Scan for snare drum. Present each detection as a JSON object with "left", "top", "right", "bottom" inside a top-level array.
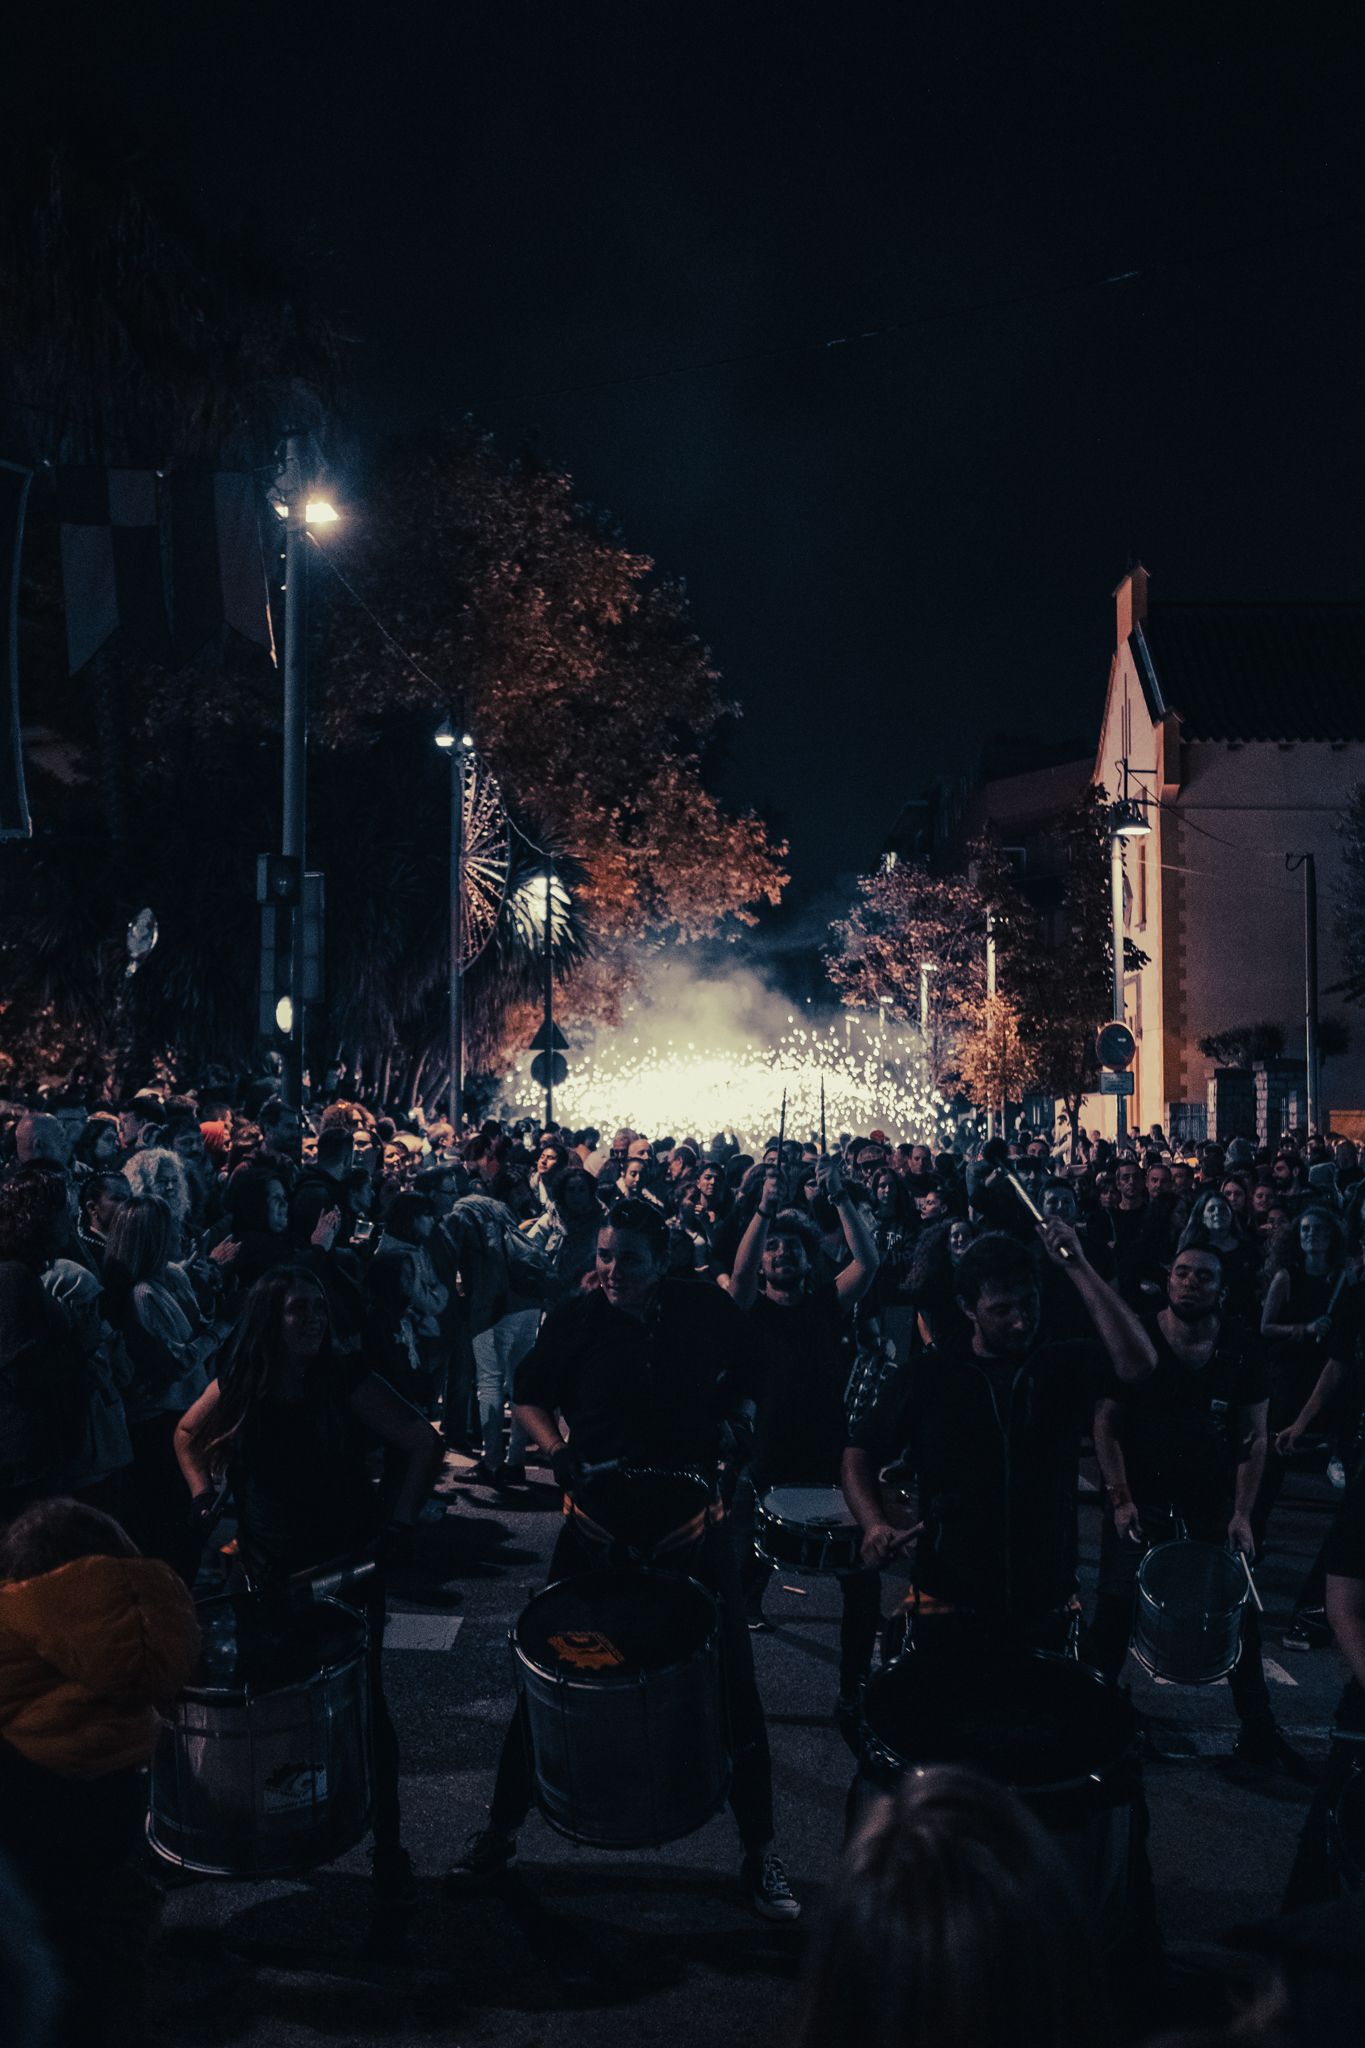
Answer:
[
  {"left": 148, "top": 1593, "right": 373, "bottom": 1878},
  {"left": 855, "top": 1648, "right": 1140, "bottom": 1950},
  {"left": 1132, "top": 1538, "right": 1248, "bottom": 1685},
  {"left": 513, "top": 1566, "right": 730, "bottom": 1849},
  {"left": 755, "top": 1485, "right": 863, "bottom": 1576}
]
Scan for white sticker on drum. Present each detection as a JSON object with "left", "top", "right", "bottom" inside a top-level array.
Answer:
[{"left": 263, "top": 1763, "right": 328, "bottom": 1813}]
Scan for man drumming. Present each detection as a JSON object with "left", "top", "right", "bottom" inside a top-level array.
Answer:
[
  {"left": 449, "top": 1199, "right": 800, "bottom": 1921},
  {"left": 1089, "top": 1242, "right": 1311, "bottom": 1779},
  {"left": 841, "top": 1224, "right": 1155, "bottom": 1648},
  {"left": 724, "top": 1150, "right": 881, "bottom": 1720}
]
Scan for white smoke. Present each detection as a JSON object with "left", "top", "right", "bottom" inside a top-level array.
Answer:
[{"left": 506, "top": 952, "right": 955, "bottom": 1148}]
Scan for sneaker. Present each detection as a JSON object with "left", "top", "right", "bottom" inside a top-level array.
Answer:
[
  {"left": 744, "top": 1847, "right": 801, "bottom": 1922},
  {"left": 445, "top": 1826, "right": 517, "bottom": 1882},
  {"left": 1283, "top": 1609, "right": 1330, "bottom": 1653},
  {"left": 1225, "top": 1722, "right": 1318, "bottom": 1787}
]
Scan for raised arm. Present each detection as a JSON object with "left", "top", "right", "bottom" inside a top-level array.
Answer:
[
  {"left": 723, "top": 1166, "right": 782, "bottom": 1311},
  {"left": 1276, "top": 1355, "right": 1346, "bottom": 1455},
  {"left": 821, "top": 1155, "right": 880, "bottom": 1309},
  {"left": 1036, "top": 1218, "right": 1156, "bottom": 1385}
]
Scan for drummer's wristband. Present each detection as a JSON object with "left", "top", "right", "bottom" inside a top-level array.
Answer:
[{"left": 1107, "top": 1482, "right": 1133, "bottom": 1509}]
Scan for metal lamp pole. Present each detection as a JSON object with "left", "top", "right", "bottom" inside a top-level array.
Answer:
[
  {"left": 1109, "top": 829, "right": 1127, "bottom": 1145},
  {"left": 542, "top": 850, "right": 555, "bottom": 1128},
  {"left": 280, "top": 430, "right": 309, "bottom": 1112}
]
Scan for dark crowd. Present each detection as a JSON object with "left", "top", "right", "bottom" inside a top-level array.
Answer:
[{"left": 2, "top": 1072, "right": 1364, "bottom": 2048}]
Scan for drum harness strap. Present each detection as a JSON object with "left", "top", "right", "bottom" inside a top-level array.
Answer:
[{"left": 566, "top": 1466, "right": 722, "bottom": 1565}]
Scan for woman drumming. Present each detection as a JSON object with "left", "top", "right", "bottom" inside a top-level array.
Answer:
[{"left": 174, "top": 1264, "right": 444, "bottom": 1896}]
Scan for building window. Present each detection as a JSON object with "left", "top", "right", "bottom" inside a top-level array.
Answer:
[{"left": 1169, "top": 1102, "right": 1208, "bottom": 1148}]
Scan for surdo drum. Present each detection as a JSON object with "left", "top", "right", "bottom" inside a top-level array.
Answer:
[
  {"left": 1131, "top": 1538, "right": 1249, "bottom": 1686},
  {"left": 854, "top": 1649, "right": 1141, "bottom": 1951},
  {"left": 513, "top": 1567, "right": 730, "bottom": 1848},
  {"left": 148, "top": 1592, "right": 373, "bottom": 1877},
  {"left": 755, "top": 1486, "right": 863, "bottom": 1576}
]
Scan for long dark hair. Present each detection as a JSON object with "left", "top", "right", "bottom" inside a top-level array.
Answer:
[
  {"left": 792, "top": 1766, "right": 1109, "bottom": 2048},
  {"left": 195, "top": 1264, "right": 333, "bottom": 1474},
  {"left": 1265, "top": 1203, "right": 1346, "bottom": 1283}
]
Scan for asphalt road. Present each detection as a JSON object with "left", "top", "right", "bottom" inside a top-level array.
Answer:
[{"left": 153, "top": 1454, "right": 1349, "bottom": 2047}]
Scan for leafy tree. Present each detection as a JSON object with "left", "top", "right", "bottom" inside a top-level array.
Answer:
[
  {"left": 826, "top": 787, "right": 1145, "bottom": 1150},
  {"left": 825, "top": 860, "right": 990, "bottom": 1090},
  {"left": 1198, "top": 1022, "right": 1288, "bottom": 1067}
]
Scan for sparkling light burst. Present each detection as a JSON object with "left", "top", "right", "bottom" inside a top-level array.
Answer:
[{"left": 549, "top": 1011, "right": 955, "bottom": 1148}]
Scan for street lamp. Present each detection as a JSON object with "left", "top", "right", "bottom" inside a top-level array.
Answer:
[
  {"left": 435, "top": 717, "right": 473, "bottom": 1134},
  {"left": 512, "top": 864, "right": 571, "bottom": 1126},
  {"left": 272, "top": 435, "right": 341, "bottom": 1111}
]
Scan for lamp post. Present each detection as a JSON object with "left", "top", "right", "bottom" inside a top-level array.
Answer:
[
  {"left": 514, "top": 864, "right": 570, "bottom": 1128},
  {"left": 434, "top": 718, "right": 471, "bottom": 1135},
  {"left": 1108, "top": 779, "right": 1152, "bottom": 1145},
  {"left": 274, "top": 435, "right": 338, "bottom": 1111}
]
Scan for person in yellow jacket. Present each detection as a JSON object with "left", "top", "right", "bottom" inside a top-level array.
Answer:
[{"left": 0, "top": 1497, "right": 199, "bottom": 2048}]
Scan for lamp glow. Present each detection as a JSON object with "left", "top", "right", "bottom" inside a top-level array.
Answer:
[
  {"left": 1110, "top": 798, "right": 1152, "bottom": 838},
  {"left": 304, "top": 499, "right": 339, "bottom": 525},
  {"left": 275, "top": 996, "right": 294, "bottom": 1035}
]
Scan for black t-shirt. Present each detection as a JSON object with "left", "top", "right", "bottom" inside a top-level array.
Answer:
[
  {"left": 1324, "top": 1468, "right": 1365, "bottom": 1734},
  {"left": 748, "top": 1282, "right": 851, "bottom": 1487},
  {"left": 513, "top": 1278, "right": 758, "bottom": 1469},
  {"left": 1106, "top": 1316, "right": 1267, "bottom": 1510},
  {"left": 848, "top": 1336, "right": 1105, "bottom": 1625},
  {"left": 226, "top": 1347, "right": 376, "bottom": 1574},
  {"left": 1327, "top": 1279, "right": 1365, "bottom": 1365}
]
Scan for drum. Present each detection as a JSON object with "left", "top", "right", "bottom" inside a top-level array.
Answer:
[
  {"left": 1328, "top": 1763, "right": 1365, "bottom": 1892},
  {"left": 148, "top": 1593, "right": 373, "bottom": 1878},
  {"left": 1132, "top": 1539, "right": 1248, "bottom": 1685},
  {"left": 513, "top": 1567, "right": 729, "bottom": 1849},
  {"left": 755, "top": 1485, "right": 863, "bottom": 1576},
  {"left": 855, "top": 1649, "right": 1140, "bottom": 1951},
  {"left": 572, "top": 1466, "right": 714, "bottom": 1563}
]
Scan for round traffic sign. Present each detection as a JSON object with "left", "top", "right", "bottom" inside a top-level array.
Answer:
[
  {"left": 531, "top": 1051, "right": 568, "bottom": 1088},
  {"left": 1096, "top": 1021, "right": 1136, "bottom": 1070}
]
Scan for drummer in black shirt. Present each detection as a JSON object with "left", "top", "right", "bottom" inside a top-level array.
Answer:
[
  {"left": 841, "top": 1224, "right": 1155, "bottom": 1648},
  {"left": 724, "top": 1151, "right": 881, "bottom": 1717},
  {"left": 449, "top": 1199, "right": 801, "bottom": 1922},
  {"left": 1089, "top": 1243, "right": 1309, "bottom": 1779},
  {"left": 1284, "top": 1463, "right": 1365, "bottom": 1904}
]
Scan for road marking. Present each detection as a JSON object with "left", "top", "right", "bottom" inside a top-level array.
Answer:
[
  {"left": 385, "top": 1613, "right": 463, "bottom": 1651},
  {"left": 1263, "top": 1658, "right": 1298, "bottom": 1688}
]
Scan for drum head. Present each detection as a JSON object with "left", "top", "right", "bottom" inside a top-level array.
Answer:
[
  {"left": 190, "top": 1594, "right": 365, "bottom": 1696},
  {"left": 575, "top": 1469, "right": 712, "bottom": 1551},
  {"left": 761, "top": 1487, "right": 858, "bottom": 1530},
  {"left": 1138, "top": 1540, "right": 1247, "bottom": 1620},
  {"left": 517, "top": 1569, "right": 716, "bottom": 1685},
  {"left": 862, "top": 1652, "right": 1135, "bottom": 1792}
]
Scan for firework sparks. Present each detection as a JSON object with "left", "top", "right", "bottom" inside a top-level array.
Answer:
[{"left": 542, "top": 1010, "right": 954, "bottom": 1148}]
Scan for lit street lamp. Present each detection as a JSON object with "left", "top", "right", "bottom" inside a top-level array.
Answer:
[
  {"left": 272, "top": 433, "right": 340, "bottom": 1110},
  {"left": 512, "top": 863, "right": 571, "bottom": 1126}
]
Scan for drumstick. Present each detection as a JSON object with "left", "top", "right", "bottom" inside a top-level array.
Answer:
[
  {"left": 820, "top": 1077, "right": 827, "bottom": 1157},
  {"left": 1004, "top": 1169, "right": 1074, "bottom": 1260},
  {"left": 1238, "top": 1550, "right": 1264, "bottom": 1613},
  {"left": 777, "top": 1087, "right": 786, "bottom": 1162}
]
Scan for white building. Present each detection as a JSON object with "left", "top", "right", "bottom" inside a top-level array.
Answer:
[{"left": 1089, "top": 567, "right": 1365, "bottom": 1143}]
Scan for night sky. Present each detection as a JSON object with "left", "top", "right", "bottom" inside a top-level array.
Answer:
[{"left": 20, "top": 8, "right": 1365, "bottom": 915}]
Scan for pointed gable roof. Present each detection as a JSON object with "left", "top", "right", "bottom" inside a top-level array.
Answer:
[{"left": 1134, "top": 603, "right": 1365, "bottom": 743}]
